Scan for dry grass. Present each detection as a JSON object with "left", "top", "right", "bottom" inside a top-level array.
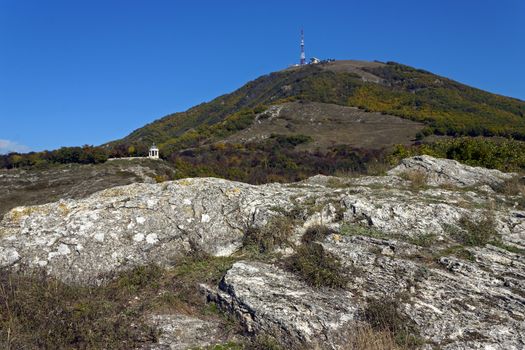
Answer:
[
  {"left": 0, "top": 268, "right": 159, "bottom": 350},
  {"left": 0, "top": 254, "right": 239, "bottom": 350},
  {"left": 226, "top": 101, "right": 424, "bottom": 152},
  {"left": 243, "top": 216, "right": 294, "bottom": 254},
  {"left": 361, "top": 298, "right": 422, "bottom": 349},
  {"left": 494, "top": 176, "right": 525, "bottom": 196},
  {"left": 342, "top": 325, "right": 401, "bottom": 350},
  {"left": 399, "top": 170, "right": 428, "bottom": 190}
]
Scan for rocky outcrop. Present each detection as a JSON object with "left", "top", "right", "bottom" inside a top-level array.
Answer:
[
  {"left": 204, "top": 235, "right": 524, "bottom": 350},
  {"left": 0, "top": 178, "right": 307, "bottom": 283},
  {"left": 323, "top": 235, "right": 525, "bottom": 350},
  {"left": 205, "top": 261, "right": 356, "bottom": 349},
  {"left": 0, "top": 156, "right": 524, "bottom": 349},
  {"left": 1, "top": 156, "right": 523, "bottom": 282},
  {"left": 143, "top": 314, "right": 227, "bottom": 350},
  {"left": 388, "top": 155, "right": 514, "bottom": 188}
]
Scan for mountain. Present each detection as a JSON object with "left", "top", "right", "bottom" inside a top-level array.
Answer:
[
  {"left": 3, "top": 60, "right": 525, "bottom": 183},
  {"left": 104, "top": 60, "right": 525, "bottom": 183},
  {"left": 110, "top": 60, "right": 525, "bottom": 150},
  {"left": 1, "top": 61, "right": 525, "bottom": 350}
]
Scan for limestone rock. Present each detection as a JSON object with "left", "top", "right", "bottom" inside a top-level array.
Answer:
[
  {"left": 321, "top": 234, "right": 525, "bottom": 350},
  {"left": 388, "top": 155, "right": 514, "bottom": 188},
  {"left": 0, "top": 156, "right": 524, "bottom": 349},
  {"left": 0, "top": 178, "right": 307, "bottom": 283},
  {"left": 205, "top": 261, "right": 357, "bottom": 349},
  {"left": 142, "top": 314, "right": 226, "bottom": 350}
]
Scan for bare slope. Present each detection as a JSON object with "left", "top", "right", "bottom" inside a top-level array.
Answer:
[
  {"left": 0, "top": 159, "right": 176, "bottom": 219},
  {"left": 226, "top": 101, "right": 424, "bottom": 150}
]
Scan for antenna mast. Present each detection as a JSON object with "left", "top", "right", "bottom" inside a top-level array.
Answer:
[{"left": 300, "top": 29, "right": 306, "bottom": 65}]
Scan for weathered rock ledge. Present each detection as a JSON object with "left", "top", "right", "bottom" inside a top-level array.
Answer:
[{"left": 0, "top": 156, "right": 524, "bottom": 349}]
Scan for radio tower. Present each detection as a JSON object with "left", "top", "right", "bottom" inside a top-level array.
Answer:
[{"left": 300, "top": 29, "right": 306, "bottom": 65}]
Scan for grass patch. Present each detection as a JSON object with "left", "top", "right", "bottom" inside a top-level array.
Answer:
[
  {"left": 340, "top": 223, "right": 389, "bottom": 239},
  {"left": 489, "top": 241, "right": 525, "bottom": 255},
  {"left": 243, "top": 216, "right": 294, "bottom": 253},
  {"left": 361, "top": 297, "right": 423, "bottom": 349},
  {"left": 399, "top": 170, "right": 428, "bottom": 190},
  {"left": 436, "top": 245, "right": 476, "bottom": 262},
  {"left": 0, "top": 268, "right": 158, "bottom": 350},
  {"left": 0, "top": 253, "right": 240, "bottom": 350},
  {"left": 406, "top": 233, "right": 437, "bottom": 248},
  {"left": 248, "top": 334, "right": 284, "bottom": 350},
  {"left": 450, "top": 216, "right": 499, "bottom": 247},
  {"left": 341, "top": 324, "right": 401, "bottom": 350},
  {"left": 168, "top": 253, "right": 238, "bottom": 313},
  {"left": 284, "top": 242, "right": 348, "bottom": 289},
  {"left": 492, "top": 176, "right": 525, "bottom": 196},
  {"left": 191, "top": 341, "right": 244, "bottom": 350},
  {"left": 446, "top": 214, "right": 523, "bottom": 256}
]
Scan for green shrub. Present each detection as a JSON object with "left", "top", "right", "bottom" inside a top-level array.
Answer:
[
  {"left": 451, "top": 216, "right": 499, "bottom": 247},
  {"left": 390, "top": 138, "right": 525, "bottom": 172},
  {"left": 301, "top": 224, "right": 335, "bottom": 244},
  {"left": 285, "top": 243, "right": 348, "bottom": 288},
  {"left": 270, "top": 134, "right": 313, "bottom": 147}
]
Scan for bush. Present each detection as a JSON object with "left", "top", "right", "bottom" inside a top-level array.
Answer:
[
  {"left": 243, "top": 216, "right": 294, "bottom": 253},
  {"left": 285, "top": 243, "right": 348, "bottom": 288},
  {"left": 270, "top": 134, "right": 313, "bottom": 147},
  {"left": 301, "top": 224, "right": 335, "bottom": 244},
  {"left": 361, "top": 297, "right": 422, "bottom": 349},
  {"left": 390, "top": 138, "right": 525, "bottom": 172},
  {"left": 452, "top": 216, "right": 499, "bottom": 247}
]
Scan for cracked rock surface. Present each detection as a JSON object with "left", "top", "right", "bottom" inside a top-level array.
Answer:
[
  {"left": 1, "top": 156, "right": 524, "bottom": 349},
  {"left": 388, "top": 154, "right": 515, "bottom": 188},
  {"left": 206, "top": 261, "right": 356, "bottom": 349},
  {"left": 142, "top": 314, "right": 226, "bottom": 350}
]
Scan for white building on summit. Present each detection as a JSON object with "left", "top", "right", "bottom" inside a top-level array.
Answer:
[{"left": 148, "top": 144, "right": 159, "bottom": 159}]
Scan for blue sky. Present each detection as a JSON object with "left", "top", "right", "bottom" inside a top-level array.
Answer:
[{"left": 1, "top": 0, "right": 523, "bottom": 153}]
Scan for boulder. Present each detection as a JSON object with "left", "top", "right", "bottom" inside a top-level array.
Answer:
[
  {"left": 205, "top": 261, "right": 357, "bottom": 349},
  {"left": 143, "top": 314, "right": 227, "bottom": 350},
  {"left": 388, "top": 155, "right": 514, "bottom": 188},
  {"left": 0, "top": 178, "right": 305, "bottom": 283}
]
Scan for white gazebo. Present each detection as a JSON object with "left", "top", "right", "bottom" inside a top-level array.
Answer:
[{"left": 148, "top": 144, "right": 159, "bottom": 159}]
